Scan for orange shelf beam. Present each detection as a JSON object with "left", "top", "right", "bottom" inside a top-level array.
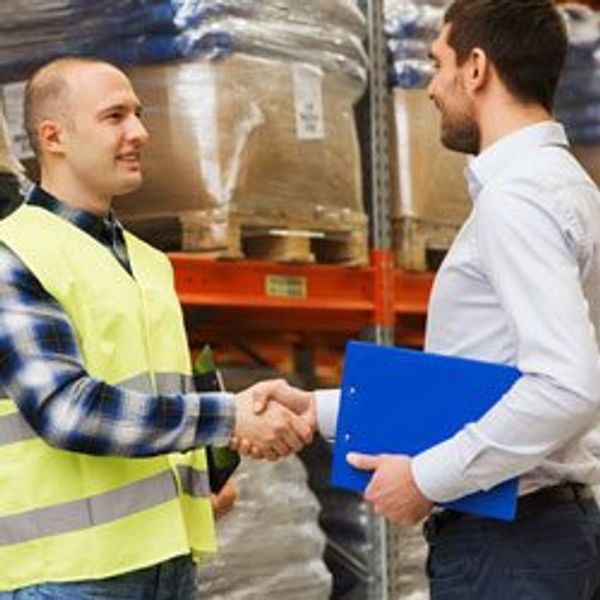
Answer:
[
  {"left": 395, "top": 270, "right": 434, "bottom": 315},
  {"left": 169, "top": 254, "right": 435, "bottom": 338},
  {"left": 170, "top": 254, "right": 374, "bottom": 310}
]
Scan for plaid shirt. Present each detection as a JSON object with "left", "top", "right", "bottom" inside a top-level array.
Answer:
[{"left": 0, "top": 186, "right": 234, "bottom": 456}]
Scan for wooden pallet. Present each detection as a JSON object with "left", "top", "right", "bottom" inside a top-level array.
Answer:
[
  {"left": 393, "top": 217, "right": 462, "bottom": 271},
  {"left": 123, "top": 210, "right": 369, "bottom": 266}
]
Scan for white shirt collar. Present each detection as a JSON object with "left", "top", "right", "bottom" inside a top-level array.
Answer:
[{"left": 465, "top": 121, "right": 570, "bottom": 200}]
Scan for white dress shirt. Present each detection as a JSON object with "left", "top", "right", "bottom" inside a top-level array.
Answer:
[{"left": 317, "top": 121, "right": 600, "bottom": 503}]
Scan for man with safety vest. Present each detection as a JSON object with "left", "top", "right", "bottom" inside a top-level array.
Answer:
[{"left": 0, "top": 57, "right": 315, "bottom": 600}]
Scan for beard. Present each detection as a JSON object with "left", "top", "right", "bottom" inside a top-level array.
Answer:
[{"left": 440, "top": 109, "right": 480, "bottom": 155}]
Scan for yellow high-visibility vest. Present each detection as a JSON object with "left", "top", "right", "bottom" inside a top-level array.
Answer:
[{"left": 0, "top": 205, "right": 216, "bottom": 591}]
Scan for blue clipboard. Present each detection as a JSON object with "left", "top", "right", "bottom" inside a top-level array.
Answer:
[{"left": 331, "top": 341, "right": 521, "bottom": 521}]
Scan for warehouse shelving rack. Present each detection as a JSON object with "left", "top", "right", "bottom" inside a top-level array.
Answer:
[{"left": 169, "top": 0, "right": 434, "bottom": 597}]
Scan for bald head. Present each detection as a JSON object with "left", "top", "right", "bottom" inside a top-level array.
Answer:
[
  {"left": 23, "top": 57, "right": 148, "bottom": 211},
  {"left": 24, "top": 57, "right": 122, "bottom": 159}
]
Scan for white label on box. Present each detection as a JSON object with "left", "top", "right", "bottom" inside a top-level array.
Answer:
[
  {"left": 1, "top": 81, "right": 34, "bottom": 160},
  {"left": 292, "top": 64, "right": 325, "bottom": 140}
]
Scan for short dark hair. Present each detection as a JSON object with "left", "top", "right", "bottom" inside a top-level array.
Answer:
[{"left": 444, "top": 0, "right": 567, "bottom": 111}]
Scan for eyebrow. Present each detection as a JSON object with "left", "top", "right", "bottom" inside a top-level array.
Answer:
[{"left": 98, "top": 102, "right": 142, "bottom": 117}]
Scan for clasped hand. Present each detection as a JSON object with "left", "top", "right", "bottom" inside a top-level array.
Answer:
[{"left": 232, "top": 379, "right": 316, "bottom": 461}]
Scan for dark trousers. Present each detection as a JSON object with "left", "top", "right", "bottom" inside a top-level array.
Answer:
[{"left": 424, "top": 492, "right": 600, "bottom": 599}]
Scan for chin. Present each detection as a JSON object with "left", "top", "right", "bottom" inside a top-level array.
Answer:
[{"left": 115, "top": 176, "right": 143, "bottom": 198}]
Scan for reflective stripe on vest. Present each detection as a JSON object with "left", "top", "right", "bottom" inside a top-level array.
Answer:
[
  {"left": 120, "top": 373, "right": 196, "bottom": 395},
  {"left": 176, "top": 465, "right": 211, "bottom": 498},
  {"left": 0, "top": 471, "right": 179, "bottom": 546},
  {"left": 0, "top": 412, "right": 36, "bottom": 446}
]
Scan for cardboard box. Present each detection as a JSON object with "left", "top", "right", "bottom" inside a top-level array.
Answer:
[
  {"left": 117, "top": 54, "right": 365, "bottom": 250},
  {"left": 390, "top": 88, "right": 471, "bottom": 226}
]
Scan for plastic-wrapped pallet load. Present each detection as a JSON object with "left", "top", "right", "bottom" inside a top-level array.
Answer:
[
  {"left": 0, "top": 0, "right": 369, "bottom": 264},
  {"left": 117, "top": 53, "right": 367, "bottom": 263},
  {"left": 197, "top": 456, "right": 332, "bottom": 599},
  {"left": 0, "top": 0, "right": 368, "bottom": 86},
  {"left": 385, "top": 0, "right": 448, "bottom": 88},
  {"left": 555, "top": 4, "right": 600, "bottom": 184},
  {"left": 0, "top": 108, "right": 25, "bottom": 219},
  {"left": 0, "top": 0, "right": 225, "bottom": 82},
  {"left": 384, "top": 0, "right": 469, "bottom": 271},
  {"left": 389, "top": 88, "right": 470, "bottom": 271}
]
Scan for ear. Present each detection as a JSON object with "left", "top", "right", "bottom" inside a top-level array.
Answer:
[
  {"left": 464, "top": 47, "right": 488, "bottom": 94},
  {"left": 38, "top": 119, "right": 66, "bottom": 156}
]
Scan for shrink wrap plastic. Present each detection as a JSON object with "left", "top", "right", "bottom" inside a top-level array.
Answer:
[
  {"left": 197, "top": 457, "right": 332, "bottom": 600},
  {"left": 384, "top": 0, "right": 448, "bottom": 89},
  {"left": 0, "top": 0, "right": 366, "bottom": 88},
  {"left": 117, "top": 54, "right": 365, "bottom": 251}
]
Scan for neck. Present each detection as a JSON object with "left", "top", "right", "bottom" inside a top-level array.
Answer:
[
  {"left": 477, "top": 96, "right": 552, "bottom": 152},
  {"left": 40, "top": 168, "right": 112, "bottom": 217}
]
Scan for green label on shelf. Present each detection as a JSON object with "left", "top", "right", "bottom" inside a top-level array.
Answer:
[{"left": 265, "top": 275, "right": 307, "bottom": 299}]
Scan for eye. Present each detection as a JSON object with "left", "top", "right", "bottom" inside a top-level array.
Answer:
[{"left": 105, "top": 111, "right": 124, "bottom": 122}]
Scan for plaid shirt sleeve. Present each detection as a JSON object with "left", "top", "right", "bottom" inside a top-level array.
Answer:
[{"left": 0, "top": 243, "right": 235, "bottom": 457}]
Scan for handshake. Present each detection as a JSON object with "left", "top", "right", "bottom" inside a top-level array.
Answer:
[{"left": 231, "top": 380, "right": 316, "bottom": 461}]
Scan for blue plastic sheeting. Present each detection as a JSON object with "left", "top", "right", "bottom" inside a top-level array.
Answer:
[
  {"left": 389, "top": 60, "right": 434, "bottom": 89},
  {"left": 0, "top": 0, "right": 367, "bottom": 89},
  {"left": 384, "top": 0, "right": 447, "bottom": 89},
  {"left": 554, "top": 6, "right": 600, "bottom": 143}
]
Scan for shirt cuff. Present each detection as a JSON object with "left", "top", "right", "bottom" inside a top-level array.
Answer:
[
  {"left": 314, "top": 388, "right": 340, "bottom": 441},
  {"left": 196, "top": 392, "right": 236, "bottom": 447},
  {"left": 411, "top": 437, "right": 469, "bottom": 503}
]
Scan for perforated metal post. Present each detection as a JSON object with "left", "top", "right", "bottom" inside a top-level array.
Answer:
[{"left": 359, "top": 0, "right": 403, "bottom": 598}]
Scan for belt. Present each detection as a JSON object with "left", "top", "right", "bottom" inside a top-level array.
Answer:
[{"left": 425, "top": 482, "right": 595, "bottom": 538}]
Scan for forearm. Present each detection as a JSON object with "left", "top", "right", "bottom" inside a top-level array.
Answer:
[
  {"left": 412, "top": 374, "right": 600, "bottom": 502},
  {"left": 29, "top": 371, "right": 235, "bottom": 456}
]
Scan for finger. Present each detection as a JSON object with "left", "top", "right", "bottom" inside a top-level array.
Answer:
[
  {"left": 275, "top": 413, "right": 309, "bottom": 452},
  {"left": 268, "top": 436, "right": 293, "bottom": 457},
  {"left": 282, "top": 408, "right": 317, "bottom": 451},
  {"left": 364, "top": 477, "right": 380, "bottom": 504},
  {"left": 295, "top": 415, "right": 315, "bottom": 443},
  {"left": 251, "top": 447, "right": 265, "bottom": 460},
  {"left": 347, "top": 452, "right": 381, "bottom": 471},
  {"left": 251, "top": 388, "right": 270, "bottom": 415},
  {"left": 238, "top": 438, "right": 253, "bottom": 455},
  {"left": 281, "top": 387, "right": 315, "bottom": 417},
  {"left": 264, "top": 447, "right": 281, "bottom": 461},
  {"left": 277, "top": 427, "right": 304, "bottom": 453},
  {"left": 231, "top": 436, "right": 253, "bottom": 457},
  {"left": 252, "top": 379, "right": 290, "bottom": 415}
]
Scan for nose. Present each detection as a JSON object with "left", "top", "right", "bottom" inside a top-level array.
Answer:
[
  {"left": 427, "top": 77, "right": 435, "bottom": 100},
  {"left": 127, "top": 114, "right": 149, "bottom": 146}
]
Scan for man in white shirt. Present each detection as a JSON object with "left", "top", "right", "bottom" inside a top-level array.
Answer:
[{"left": 242, "top": 0, "right": 600, "bottom": 597}]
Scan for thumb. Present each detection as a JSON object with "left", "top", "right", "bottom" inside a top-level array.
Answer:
[
  {"left": 347, "top": 452, "right": 381, "bottom": 471},
  {"left": 251, "top": 389, "right": 270, "bottom": 415}
]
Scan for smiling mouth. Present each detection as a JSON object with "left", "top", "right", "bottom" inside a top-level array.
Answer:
[{"left": 116, "top": 154, "right": 142, "bottom": 170}]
